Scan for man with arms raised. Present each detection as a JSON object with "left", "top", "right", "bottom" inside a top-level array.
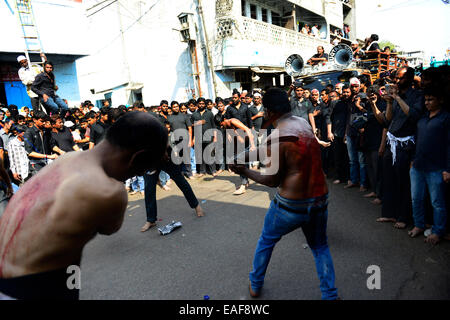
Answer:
[
  {"left": 230, "top": 88, "right": 338, "bottom": 300},
  {"left": 0, "top": 112, "right": 168, "bottom": 300}
]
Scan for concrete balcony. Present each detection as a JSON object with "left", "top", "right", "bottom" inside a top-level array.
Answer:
[{"left": 214, "top": 16, "right": 331, "bottom": 70}]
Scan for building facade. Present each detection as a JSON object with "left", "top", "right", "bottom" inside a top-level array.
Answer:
[
  {"left": 0, "top": 0, "right": 87, "bottom": 108},
  {"left": 77, "top": 0, "right": 357, "bottom": 106}
]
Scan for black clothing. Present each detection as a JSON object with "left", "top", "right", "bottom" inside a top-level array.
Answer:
[
  {"left": 348, "top": 94, "right": 368, "bottom": 138},
  {"left": 168, "top": 113, "right": 192, "bottom": 132},
  {"left": 413, "top": 110, "right": 450, "bottom": 172},
  {"left": 362, "top": 100, "right": 386, "bottom": 152},
  {"left": 89, "top": 121, "right": 110, "bottom": 145},
  {"left": 24, "top": 126, "right": 53, "bottom": 156},
  {"left": 0, "top": 267, "right": 79, "bottom": 300},
  {"left": 332, "top": 136, "right": 349, "bottom": 182},
  {"left": 31, "top": 72, "right": 56, "bottom": 98},
  {"left": 191, "top": 109, "right": 216, "bottom": 143},
  {"left": 248, "top": 105, "right": 265, "bottom": 132},
  {"left": 331, "top": 99, "right": 350, "bottom": 138},
  {"left": 314, "top": 101, "right": 332, "bottom": 141},
  {"left": 387, "top": 87, "right": 424, "bottom": 138},
  {"left": 225, "top": 103, "right": 253, "bottom": 129},
  {"left": 309, "top": 53, "right": 329, "bottom": 65},
  {"left": 368, "top": 42, "right": 380, "bottom": 51},
  {"left": 290, "top": 97, "right": 314, "bottom": 122},
  {"left": 381, "top": 140, "right": 415, "bottom": 224},
  {"left": 51, "top": 127, "right": 76, "bottom": 152}
]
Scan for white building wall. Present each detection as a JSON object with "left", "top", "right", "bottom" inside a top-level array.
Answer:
[
  {"left": 0, "top": 0, "right": 88, "bottom": 55},
  {"left": 77, "top": 0, "right": 219, "bottom": 105}
]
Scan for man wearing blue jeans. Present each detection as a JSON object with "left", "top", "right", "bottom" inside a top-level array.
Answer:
[
  {"left": 230, "top": 88, "right": 338, "bottom": 300},
  {"left": 408, "top": 87, "right": 449, "bottom": 245},
  {"left": 345, "top": 78, "right": 368, "bottom": 192},
  {"left": 31, "top": 61, "right": 68, "bottom": 118}
]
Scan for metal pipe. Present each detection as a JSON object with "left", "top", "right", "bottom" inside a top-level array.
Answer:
[{"left": 197, "top": 0, "right": 218, "bottom": 99}]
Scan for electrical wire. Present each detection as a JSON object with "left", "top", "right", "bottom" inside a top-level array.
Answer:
[
  {"left": 86, "top": 0, "right": 118, "bottom": 17},
  {"left": 90, "top": 0, "right": 162, "bottom": 55}
]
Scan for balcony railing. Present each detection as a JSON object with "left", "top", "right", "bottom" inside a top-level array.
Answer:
[{"left": 216, "top": 16, "right": 329, "bottom": 50}]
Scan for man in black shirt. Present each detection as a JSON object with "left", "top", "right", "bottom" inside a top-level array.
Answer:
[
  {"left": 345, "top": 78, "right": 368, "bottom": 191},
  {"left": 51, "top": 117, "right": 80, "bottom": 153},
  {"left": 408, "top": 87, "right": 449, "bottom": 244},
  {"left": 225, "top": 92, "right": 254, "bottom": 194},
  {"left": 226, "top": 92, "right": 253, "bottom": 129},
  {"left": 287, "top": 85, "right": 314, "bottom": 124},
  {"left": 307, "top": 46, "right": 329, "bottom": 66},
  {"left": 377, "top": 67, "right": 425, "bottom": 229},
  {"left": 191, "top": 97, "right": 217, "bottom": 176},
  {"left": 168, "top": 101, "right": 193, "bottom": 178},
  {"left": 330, "top": 86, "right": 351, "bottom": 184},
  {"left": 31, "top": 61, "right": 68, "bottom": 118},
  {"left": 23, "top": 111, "right": 58, "bottom": 176},
  {"left": 89, "top": 107, "right": 110, "bottom": 149}
]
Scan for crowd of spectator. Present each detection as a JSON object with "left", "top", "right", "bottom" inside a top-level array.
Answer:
[{"left": 0, "top": 61, "right": 448, "bottom": 244}]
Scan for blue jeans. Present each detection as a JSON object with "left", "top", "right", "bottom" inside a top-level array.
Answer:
[
  {"left": 131, "top": 176, "right": 144, "bottom": 192},
  {"left": 40, "top": 96, "right": 68, "bottom": 117},
  {"left": 143, "top": 161, "right": 199, "bottom": 223},
  {"left": 159, "top": 171, "right": 170, "bottom": 186},
  {"left": 346, "top": 135, "right": 367, "bottom": 187},
  {"left": 410, "top": 167, "right": 447, "bottom": 237},
  {"left": 249, "top": 193, "right": 338, "bottom": 300},
  {"left": 190, "top": 147, "right": 197, "bottom": 174}
]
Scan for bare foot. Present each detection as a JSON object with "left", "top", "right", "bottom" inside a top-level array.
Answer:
[
  {"left": 344, "top": 182, "right": 358, "bottom": 189},
  {"left": 376, "top": 217, "right": 396, "bottom": 223},
  {"left": 371, "top": 198, "right": 382, "bottom": 205},
  {"left": 394, "top": 222, "right": 406, "bottom": 229},
  {"left": 408, "top": 227, "right": 424, "bottom": 238},
  {"left": 162, "top": 185, "right": 171, "bottom": 191},
  {"left": 424, "top": 233, "right": 440, "bottom": 245},
  {"left": 333, "top": 180, "right": 341, "bottom": 185},
  {"left": 166, "top": 179, "right": 172, "bottom": 186},
  {"left": 216, "top": 169, "right": 223, "bottom": 175},
  {"left": 140, "top": 222, "right": 156, "bottom": 232},
  {"left": 363, "top": 192, "right": 376, "bottom": 198},
  {"left": 359, "top": 186, "right": 368, "bottom": 192},
  {"left": 195, "top": 205, "right": 205, "bottom": 217}
]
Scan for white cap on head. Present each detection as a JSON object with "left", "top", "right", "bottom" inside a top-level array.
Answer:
[
  {"left": 64, "top": 121, "right": 75, "bottom": 128},
  {"left": 253, "top": 92, "right": 262, "bottom": 98},
  {"left": 19, "top": 111, "right": 27, "bottom": 117},
  {"left": 17, "top": 55, "right": 27, "bottom": 63},
  {"left": 349, "top": 77, "right": 361, "bottom": 86}
]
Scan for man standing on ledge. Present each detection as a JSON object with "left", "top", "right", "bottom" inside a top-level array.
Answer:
[
  {"left": 230, "top": 88, "right": 338, "bottom": 300},
  {"left": 0, "top": 112, "right": 168, "bottom": 300}
]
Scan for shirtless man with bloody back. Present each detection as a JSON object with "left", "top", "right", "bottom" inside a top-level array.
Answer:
[
  {"left": 0, "top": 112, "right": 168, "bottom": 300},
  {"left": 229, "top": 88, "right": 339, "bottom": 300}
]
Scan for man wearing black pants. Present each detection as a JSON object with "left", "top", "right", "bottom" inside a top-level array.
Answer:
[
  {"left": 140, "top": 157, "right": 204, "bottom": 232},
  {"left": 377, "top": 67, "right": 424, "bottom": 229},
  {"left": 191, "top": 98, "right": 217, "bottom": 177},
  {"left": 330, "top": 86, "right": 351, "bottom": 185},
  {"left": 226, "top": 92, "right": 254, "bottom": 195}
]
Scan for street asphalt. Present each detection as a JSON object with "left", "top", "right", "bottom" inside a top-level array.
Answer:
[{"left": 79, "top": 172, "right": 450, "bottom": 300}]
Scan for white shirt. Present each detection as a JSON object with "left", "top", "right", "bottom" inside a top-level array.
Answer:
[
  {"left": 18, "top": 64, "right": 43, "bottom": 98},
  {"left": 311, "top": 26, "right": 319, "bottom": 37},
  {"left": 7, "top": 137, "right": 29, "bottom": 180}
]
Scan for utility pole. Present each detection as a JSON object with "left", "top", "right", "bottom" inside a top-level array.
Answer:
[
  {"left": 197, "top": 0, "right": 218, "bottom": 99},
  {"left": 117, "top": 1, "right": 131, "bottom": 84}
]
